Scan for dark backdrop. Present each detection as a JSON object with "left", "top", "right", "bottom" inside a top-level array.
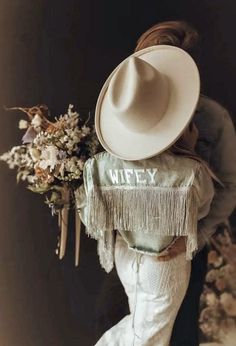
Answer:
[{"left": 0, "top": 1, "right": 236, "bottom": 345}]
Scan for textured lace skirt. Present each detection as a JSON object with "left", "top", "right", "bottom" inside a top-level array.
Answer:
[{"left": 95, "top": 235, "right": 191, "bottom": 346}]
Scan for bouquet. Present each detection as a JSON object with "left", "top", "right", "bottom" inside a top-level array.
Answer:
[
  {"left": 199, "top": 225, "right": 236, "bottom": 344},
  {"left": 0, "top": 104, "right": 99, "bottom": 265}
]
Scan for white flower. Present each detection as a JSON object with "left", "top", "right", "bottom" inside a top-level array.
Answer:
[
  {"left": 0, "top": 152, "right": 10, "bottom": 162},
  {"left": 81, "top": 125, "right": 90, "bottom": 136},
  {"left": 29, "top": 148, "right": 41, "bottom": 162},
  {"left": 39, "top": 145, "right": 59, "bottom": 170},
  {"left": 19, "top": 119, "right": 28, "bottom": 129},
  {"left": 58, "top": 150, "right": 67, "bottom": 160},
  {"left": 27, "top": 175, "right": 36, "bottom": 183},
  {"left": 68, "top": 104, "right": 74, "bottom": 116},
  {"left": 65, "top": 158, "right": 77, "bottom": 172},
  {"left": 66, "top": 140, "right": 75, "bottom": 151},
  {"left": 58, "top": 161, "right": 65, "bottom": 177},
  {"left": 31, "top": 114, "right": 42, "bottom": 128},
  {"left": 77, "top": 159, "right": 84, "bottom": 171}
]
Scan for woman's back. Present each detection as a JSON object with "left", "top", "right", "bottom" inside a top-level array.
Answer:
[{"left": 76, "top": 150, "right": 214, "bottom": 271}]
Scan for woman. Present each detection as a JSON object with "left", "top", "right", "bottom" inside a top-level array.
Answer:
[{"left": 76, "top": 45, "right": 215, "bottom": 345}]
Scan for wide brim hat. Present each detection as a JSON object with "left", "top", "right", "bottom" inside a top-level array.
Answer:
[{"left": 95, "top": 45, "right": 200, "bottom": 161}]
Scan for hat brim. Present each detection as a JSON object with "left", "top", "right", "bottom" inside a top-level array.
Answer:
[{"left": 95, "top": 45, "right": 200, "bottom": 161}]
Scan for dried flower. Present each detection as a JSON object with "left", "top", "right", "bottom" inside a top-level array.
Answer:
[
  {"left": 0, "top": 104, "right": 99, "bottom": 214},
  {"left": 22, "top": 127, "right": 37, "bottom": 144},
  {"left": 220, "top": 327, "right": 236, "bottom": 345},
  {"left": 200, "top": 228, "right": 236, "bottom": 343},
  {"left": 206, "top": 269, "right": 220, "bottom": 283},
  {"left": 19, "top": 119, "right": 28, "bottom": 129},
  {"left": 31, "top": 114, "right": 42, "bottom": 128},
  {"left": 39, "top": 145, "right": 59, "bottom": 170},
  {"left": 206, "top": 292, "right": 219, "bottom": 307},
  {"left": 220, "top": 293, "right": 236, "bottom": 317},
  {"left": 208, "top": 250, "right": 223, "bottom": 268},
  {"left": 215, "top": 278, "right": 226, "bottom": 291},
  {"left": 29, "top": 147, "right": 41, "bottom": 162}
]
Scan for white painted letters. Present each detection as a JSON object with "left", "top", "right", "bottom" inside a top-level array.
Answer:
[
  {"left": 135, "top": 169, "right": 146, "bottom": 184},
  {"left": 147, "top": 168, "right": 157, "bottom": 184},
  {"left": 109, "top": 169, "right": 119, "bottom": 184},
  {"left": 119, "top": 169, "right": 125, "bottom": 184},
  {"left": 124, "top": 169, "right": 134, "bottom": 184},
  {"left": 108, "top": 168, "right": 158, "bottom": 185}
]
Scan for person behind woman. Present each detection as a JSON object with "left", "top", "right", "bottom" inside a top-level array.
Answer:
[
  {"left": 76, "top": 45, "right": 215, "bottom": 345},
  {"left": 93, "top": 21, "right": 236, "bottom": 346},
  {"left": 135, "top": 21, "right": 236, "bottom": 346}
]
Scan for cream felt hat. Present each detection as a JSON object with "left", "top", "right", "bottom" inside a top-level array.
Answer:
[{"left": 95, "top": 45, "right": 200, "bottom": 160}]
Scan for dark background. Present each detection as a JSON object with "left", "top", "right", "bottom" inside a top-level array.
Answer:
[{"left": 0, "top": 1, "right": 236, "bottom": 345}]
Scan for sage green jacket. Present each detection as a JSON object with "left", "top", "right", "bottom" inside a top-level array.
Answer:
[{"left": 76, "top": 150, "right": 214, "bottom": 272}]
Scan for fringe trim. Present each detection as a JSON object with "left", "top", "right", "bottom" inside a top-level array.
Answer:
[
  {"left": 97, "top": 230, "right": 115, "bottom": 273},
  {"left": 85, "top": 185, "right": 199, "bottom": 263},
  {"left": 86, "top": 186, "right": 198, "bottom": 235}
]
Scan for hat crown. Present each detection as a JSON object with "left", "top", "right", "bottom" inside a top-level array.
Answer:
[
  {"left": 108, "top": 56, "right": 169, "bottom": 132},
  {"left": 95, "top": 45, "right": 200, "bottom": 160}
]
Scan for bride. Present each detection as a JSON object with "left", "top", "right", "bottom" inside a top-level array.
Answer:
[{"left": 76, "top": 45, "right": 215, "bottom": 346}]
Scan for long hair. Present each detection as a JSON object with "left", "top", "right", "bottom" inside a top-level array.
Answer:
[
  {"left": 135, "top": 21, "right": 201, "bottom": 158},
  {"left": 135, "top": 20, "right": 200, "bottom": 62}
]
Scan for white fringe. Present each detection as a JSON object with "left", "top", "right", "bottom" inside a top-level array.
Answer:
[
  {"left": 97, "top": 230, "right": 115, "bottom": 273},
  {"left": 85, "top": 185, "right": 199, "bottom": 267}
]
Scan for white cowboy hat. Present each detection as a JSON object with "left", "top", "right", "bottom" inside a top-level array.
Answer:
[{"left": 95, "top": 45, "right": 200, "bottom": 160}]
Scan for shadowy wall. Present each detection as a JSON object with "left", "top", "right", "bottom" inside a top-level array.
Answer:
[{"left": 0, "top": 1, "right": 235, "bottom": 345}]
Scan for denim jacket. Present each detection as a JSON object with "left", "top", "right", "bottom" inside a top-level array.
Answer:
[
  {"left": 76, "top": 145, "right": 214, "bottom": 272},
  {"left": 194, "top": 95, "right": 236, "bottom": 248},
  {"left": 76, "top": 95, "right": 236, "bottom": 272}
]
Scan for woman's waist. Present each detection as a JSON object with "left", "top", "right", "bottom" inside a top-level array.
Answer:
[{"left": 117, "top": 230, "right": 176, "bottom": 256}]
